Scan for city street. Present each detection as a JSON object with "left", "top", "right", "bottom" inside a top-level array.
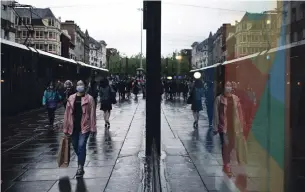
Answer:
[{"left": 2, "top": 96, "right": 260, "bottom": 192}]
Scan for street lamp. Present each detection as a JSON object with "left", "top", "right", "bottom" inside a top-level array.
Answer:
[{"left": 175, "top": 55, "right": 182, "bottom": 60}]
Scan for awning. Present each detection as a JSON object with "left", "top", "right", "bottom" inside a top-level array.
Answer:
[{"left": 77, "top": 61, "right": 109, "bottom": 72}]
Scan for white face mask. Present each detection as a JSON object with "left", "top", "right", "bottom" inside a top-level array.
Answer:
[
  {"left": 224, "top": 86, "right": 232, "bottom": 93},
  {"left": 76, "top": 85, "right": 85, "bottom": 93}
]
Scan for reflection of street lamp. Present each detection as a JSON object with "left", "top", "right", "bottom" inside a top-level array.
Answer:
[
  {"left": 175, "top": 55, "right": 182, "bottom": 60},
  {"left": 175, "top": 55, "right": 182, "bottom": 75}
]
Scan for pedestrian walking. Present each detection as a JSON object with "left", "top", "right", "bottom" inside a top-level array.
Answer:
[
  {"left": 133, "top": 81, "right": 140, "bottom": 100},
  {"left": 63, "top": 80, "right": 97, "bottom": 178},
  {"left": 42, "top": 81, "right": 62, "bottom": 127},
  {"left": 63, "top": 80, "right": 75, "bottom": 108},
  {"left": 213, "top": 81, "right": 247, "bottom": 177},
  {"left": 189, "top": 79, "right": 204, "bottom": 128},
  {"left": 99, "top": 78, "right": 116, "bottom": 129},
  {"left": 88, "top": 75, "right": 98, "bottom": 108}
]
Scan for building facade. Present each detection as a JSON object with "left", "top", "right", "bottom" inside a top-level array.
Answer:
[
  {"left": 61, "top": 20, "right": 86, "bottom": 62},
  {"left": 99, "top": 40, "right": 107, "bottom": 68},
  {"left": 88, "top": 38, "right": 107, "bottom": 68},
  {"left": 191, "top": 39, "right": 209, "bottom": 69},
  {"left": 234, "top": 12, "right": 278, "bottom": 58},
  {"left": 60, "top": 29, "right": 74, "bottom": 59},
  {"left": 212, "top": 27, "right": 224, "bottom": 64},
  {"left": 223, "top": 24, "right": 236, "bottom": 61},
  {"left": 15, "top": 8, "right": 61, "bottom": 55},
  {"left": 1, "top": 1, "right": 16, "bottom": 41},
  {"left": 277, "top": 1, "right": 305, "bottom": 46}
]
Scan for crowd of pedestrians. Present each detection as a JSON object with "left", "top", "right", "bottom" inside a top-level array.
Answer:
[{"left": 41, "top": 72, "right": 255, "bottom": 186}]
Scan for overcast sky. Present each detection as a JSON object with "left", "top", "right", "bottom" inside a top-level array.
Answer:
[{"left": 18, "top": 0, "right": 277, "bottom": 56}]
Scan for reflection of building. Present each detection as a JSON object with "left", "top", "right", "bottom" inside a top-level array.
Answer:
[
  {"left": 234, "top": 12, "right": 278, "bottom": 58},
  {"left": 1, "top": 1, "right": 16, "bottom": 41},
  {"left": 191, "top": 39, "right": 209, "bottom": 69},
  {"left": 61, "top": 20, "right": 85, "bottom": 62},
  {"left": 277, "top": 1, "right": 305, "bottom": 45},
  {"left": 212, "top": 27, "right": 224, "bottom": 64},
  {"left": 223, "top": 24, "right": 236, "bottom": 61},
  {"left": 15, "top": 8, "right": 62, "bottom": 55}
]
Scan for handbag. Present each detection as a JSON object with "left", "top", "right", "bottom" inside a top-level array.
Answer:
[
  {"left": 233, "top": 100, "right": 248, "bottom": 165},
  {"left": 57, "top": 136, "right": 71, "bottom": 167}
]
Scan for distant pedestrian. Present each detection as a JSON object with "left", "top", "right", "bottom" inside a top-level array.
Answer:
[
  {"left": 63, "top": 80, "right": 96, "bottom": 178},
  {"left": 63, "top": 80, "right": 75, "bottom": 108},
  {"left": 88, "top": 75, "right": 98, "bottom": 108},
  {"left": 42, "top": 81, "right": 62, "bottom": 127},
  {"left": 190, "top": 79, "right": 204, "bottom": 128},
  {"left": 133, "top": 81, "right": 140, "bottom": 100},
  {"left": 99, "top": 78, "right": 116, "bottom": 129}
]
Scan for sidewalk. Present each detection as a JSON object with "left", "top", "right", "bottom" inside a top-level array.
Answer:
[
  {"left": 2, "top": 97, "right": 264, "bottom": 192},
  {"left": 160, "top": 100, "right": 262, "bottom": 192},
  {"left": 2, "top": 99, "right": 146, "bottom": 192}
]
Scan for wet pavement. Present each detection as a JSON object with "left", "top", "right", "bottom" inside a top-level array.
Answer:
[{"left": 2, "top": 96, "right": 263, "bottom": 192}]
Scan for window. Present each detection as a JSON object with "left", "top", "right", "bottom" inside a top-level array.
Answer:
[
  {"left": 35, "top": 44, "right": 44, "bottom": 50},
  {"left": 243, "top": 35, "right": 246, "bottom": 42},
  {"left": 293, "top": 32, "right": 297, "bottom": 42},
  {"left": 292, "top": 8, "right": 296, "bottom": 22},
  {"left": 48, "top": 32, "right": 55, "bottom": 39},
  {"left": 35, "top": 31, "right": 44, "bottom": 39},
  {"left": 48, "top": 19, "right": 54, "bottom": 26},
  {"left": 243, "top": 47, "right": 246, "bottom": 54},
  {"left": 16, "top": 31, "right": 21, "bottom": 38},
  {"left": 242, "top": 23, "right": 247, "bottom": 30},
  {"left": 22, "top": 31, "right": 28, "bottom": 38},
  {"left": 22, "top": 17, "right": 31, "bottom": 25},
  {"left": 48, "top": 44, "right": 56, "bottom": 52}
]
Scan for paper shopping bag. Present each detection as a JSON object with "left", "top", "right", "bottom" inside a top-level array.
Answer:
[
  {"left": 236, "top": 134, "right": 248, "bottom": 165},
  {"left": 57, "top": 136, "right": 70, "bottom": 167}
]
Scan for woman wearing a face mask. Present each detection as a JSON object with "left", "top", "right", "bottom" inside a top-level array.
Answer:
[
  {"left": 213, "top": 81, "right": 247, "bottom": 177},
  {"left": 42, "top": 81, "right": 62, "bottom": 126},
  {"left": 63, "top": 80, "right": 96, "bottom": 178}
]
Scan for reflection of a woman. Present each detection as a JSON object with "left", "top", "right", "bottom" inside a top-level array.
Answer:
[
  {"left": 103, "top": 129, "right": 113, "bottom": 155},
  {"left": 213, "top": 81, "right": 247, "bottom": 176}
]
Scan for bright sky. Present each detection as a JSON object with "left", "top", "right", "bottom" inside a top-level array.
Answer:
[{"left": 18, "top": 0, "right": 277, "bottom": 56}]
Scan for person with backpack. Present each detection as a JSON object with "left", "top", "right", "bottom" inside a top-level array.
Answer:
[
  {"left": 42, "top": 81, "right": 62, "bottom": 126},
  {"left": 99, "top": 78, "right": 116, "bottom": 129}
]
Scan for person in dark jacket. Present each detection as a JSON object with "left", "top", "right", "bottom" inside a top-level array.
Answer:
[
  {"left": 63, "top": 80, "right": 76, "bottom": 108},
  {"left": 99, "top": 78, "right": 115, "bottom": 129},
  {"left": 190, "top": 79, "right": 204, "bottom": 128},
  {"left": 133, "top": 81, "right": 140, "bottom": 100}
]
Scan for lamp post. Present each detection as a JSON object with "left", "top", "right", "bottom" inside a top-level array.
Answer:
[{"left": 137, "top": 8, "right": 143, "bottom": 69}]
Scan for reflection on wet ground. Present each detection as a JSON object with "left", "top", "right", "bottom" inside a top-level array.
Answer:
[{"left": 2, "top": 96, "right": 262, "bottom": 192}]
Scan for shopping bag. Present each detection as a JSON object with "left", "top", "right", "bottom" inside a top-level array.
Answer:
[
  {"left": 57, "top": 136, "right": 70, "bottom": 167},
  {"left": 235, "top": 134, "right": 248, "bottom": 165}
]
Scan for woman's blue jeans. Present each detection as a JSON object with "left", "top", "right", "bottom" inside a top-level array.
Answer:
[{"left": 71, "top": 131, "right": 90, "bottom": 166}]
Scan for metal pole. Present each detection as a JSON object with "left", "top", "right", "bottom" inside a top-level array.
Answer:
[{"left": 140, "top": 8, "right": 143, "bottom": 69}]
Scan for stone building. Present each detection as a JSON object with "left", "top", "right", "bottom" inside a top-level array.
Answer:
[
  {"left": 1, "top": 1, "right": 16, "bottom": 42},
  {"left": 14, "top": 7, "right": 61, "bottom": 55}
]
